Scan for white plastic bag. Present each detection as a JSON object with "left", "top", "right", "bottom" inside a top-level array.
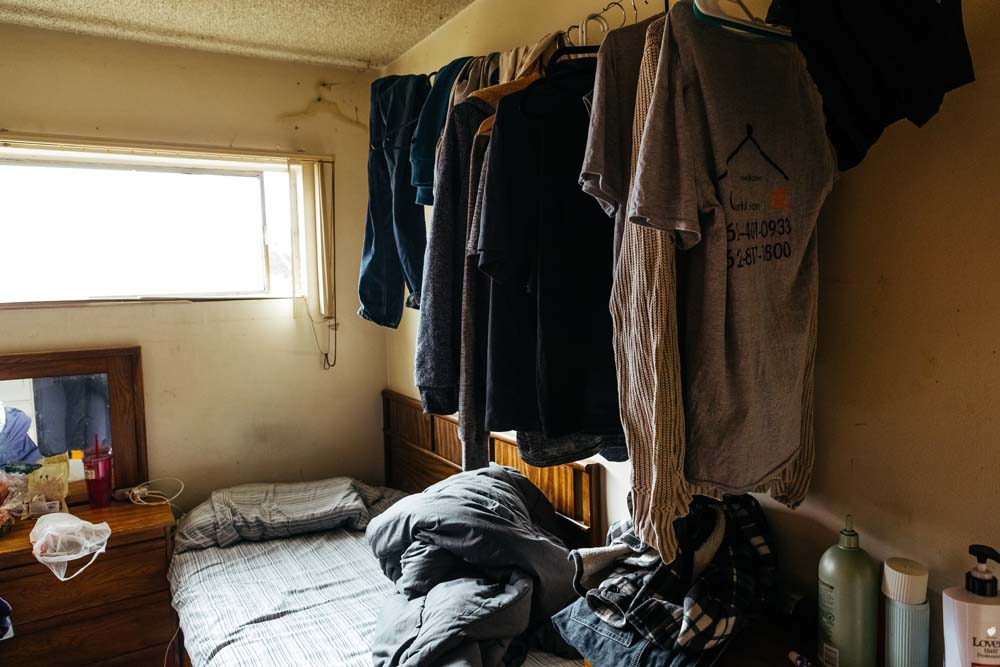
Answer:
[{"left": 29, "top": 513, "right": 111, "bottom": 582}]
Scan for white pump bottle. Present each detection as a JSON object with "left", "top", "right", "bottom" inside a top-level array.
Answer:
[{"left": 944, "top": 545, "right": 1000, "bottom": 667}]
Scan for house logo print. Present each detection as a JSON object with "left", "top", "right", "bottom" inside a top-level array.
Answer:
[{"left": 716, "top": 123, "right": 790, "bottom": 183}]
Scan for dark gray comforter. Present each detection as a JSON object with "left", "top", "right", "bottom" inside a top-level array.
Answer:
[{"left": 366, "top": 465, "right": 577, "bottom": 667}]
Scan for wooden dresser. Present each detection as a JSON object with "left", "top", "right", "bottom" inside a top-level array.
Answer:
[{"left": 0, "top": 503, "right": 179, "bottom": 667}]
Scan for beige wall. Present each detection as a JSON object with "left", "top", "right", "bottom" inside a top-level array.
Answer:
[
  {"left": 0, "top": 23, "right": 384, "bottom": 510},
  {"left": 382, "top": 0, "right": 1000, "bottom": 656}
]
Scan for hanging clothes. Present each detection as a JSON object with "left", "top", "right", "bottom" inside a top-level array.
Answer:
[
  {"left": 449, "top": 54, "right": 501, "bottom": 109},
  {"left": 479, "top": 59, "right": 625, "bottom": 464},
  {"left": 766, "top": 0, "right": 974, "bottom": 170},
  {"left": 454, "top": 74, "right": 541, "bottom": 468},
  {"left": 597, "top": 15, "right": 693, "bottom": 561},
  {"left": 415, "top": 68, "right": 512, "bottom": 416},
  {"left": 580, "top": 15, "right": 664, "bottom": 265},
  {"left": 629, "top": 1, "right": 832, "bottom": 503},
  {"left": 358, "top": 74, "right": 431, "bottom": 328},
  {"left": 499, "top": 32, "right": 563, "bottom": 83},
  {"left": 410, "top": 56, "right": 472, "bottom": 206}
]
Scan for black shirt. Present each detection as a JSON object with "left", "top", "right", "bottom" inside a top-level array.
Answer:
[
  {"left": 767, "top": 0, "right": 975, "bottom": 170},
  {"left": 479, "top": 59, "right": 623, "bottom": 440}
]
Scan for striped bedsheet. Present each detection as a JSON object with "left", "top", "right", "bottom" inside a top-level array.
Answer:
[{"left": 170, "top": 526, "right": 582, "bottom": 667}]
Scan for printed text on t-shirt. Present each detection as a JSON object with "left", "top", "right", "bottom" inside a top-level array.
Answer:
[{"left": 727, "top": 216, "right": 794, "bottom": 270}]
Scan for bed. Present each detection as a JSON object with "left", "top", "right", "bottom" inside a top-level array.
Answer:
[
  {"left": 171, "top": 391, "right": 602, "bottom": 667},
  {"left": 171, "top": 521, "right": 580, "bottom": 667}
]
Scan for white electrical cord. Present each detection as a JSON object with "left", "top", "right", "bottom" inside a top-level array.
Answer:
[
  {"left": 122, "top": 477, "right": 185, "bottom": 509},
  {"left": 163, "top": 624, "right": 181, "bottom": 667}
]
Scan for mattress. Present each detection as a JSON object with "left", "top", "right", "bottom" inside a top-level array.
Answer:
[{"left": 170, "top": 526, "right": 582, "bottom": 667}]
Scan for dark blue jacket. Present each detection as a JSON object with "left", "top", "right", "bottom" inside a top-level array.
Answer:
[{"left": 410, "top": 56, "right": 471, "bottom": 205}]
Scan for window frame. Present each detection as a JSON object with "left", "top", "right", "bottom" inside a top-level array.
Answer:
[{"left": 0, "top": 133, "right": 335, "bottom": 310}]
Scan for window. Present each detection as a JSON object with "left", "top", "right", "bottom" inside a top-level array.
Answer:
[{"left": 0, "top": 139, "right": 333, "bottom": 307}]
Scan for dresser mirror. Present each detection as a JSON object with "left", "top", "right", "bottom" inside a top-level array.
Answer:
[
  {"left": 0, "top": 347, "right": 148, "bottom": 504},
  {"left": 0, "top": 373, "right": 111, "bottom": 481}
]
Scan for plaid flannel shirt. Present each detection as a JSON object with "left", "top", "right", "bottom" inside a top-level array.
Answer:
[{"left": 570, "top": 495, "right": 778, "bottom": 658}]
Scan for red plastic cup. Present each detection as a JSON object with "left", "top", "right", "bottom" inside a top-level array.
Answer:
[{"left": 83, "top": 449, "right": 113, "bottom": 509}]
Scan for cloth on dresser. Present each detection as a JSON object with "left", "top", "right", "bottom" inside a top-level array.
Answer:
[
  {"left": 358, "top": 74, "right": 431, "bottom": 328},
  {"left": 366, "top": 466, "right": 577, "bottom": 667},
  {"left": 629, "top": 1, "right": 833, "bottom": 504},
  {"left": 766, "top": 0, "right": 975, "bottom": 170},
  {"left": 477, "top": 59, "right": 624, "bottom": 463},
  {"left": 553, "top": 495, "right": 778, "bottom": 666},
  {"left": 411, "top": 56, "right": 472, "bottom": 206}
]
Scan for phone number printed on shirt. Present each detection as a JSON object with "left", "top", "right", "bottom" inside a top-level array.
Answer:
[
  {"left": 727, "top": 218, "right": 791, "bottom": 243},
  {"left": 727, "top": 217, "right": 793, "bottom": 270}
]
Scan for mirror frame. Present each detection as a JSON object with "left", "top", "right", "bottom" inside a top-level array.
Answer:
[{"left": 0, "top": 346, "right": 148, "bottom": 505}]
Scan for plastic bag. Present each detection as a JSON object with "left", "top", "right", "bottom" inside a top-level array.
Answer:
[
  {"left": 29, "top": 513, "right": 111, "bottom": 582},
  {"left": 0, "top": 472, "right": 29, "bottom": 518},
  {"left": 28, "top": 454, "right": 70, "bottom": 507}
]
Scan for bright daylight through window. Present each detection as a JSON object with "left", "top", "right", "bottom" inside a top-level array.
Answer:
[{"left": 0, "top": 143, "right": 306, "bottom": 304}]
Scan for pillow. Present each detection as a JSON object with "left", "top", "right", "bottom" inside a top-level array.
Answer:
[{"left": 174, "top": 477, "right": 404, "bottom": 553}]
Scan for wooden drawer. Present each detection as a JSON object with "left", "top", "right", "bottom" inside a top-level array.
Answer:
[
  {"left": 94, "top": 641, "right": 180, "bottom": 667},
  {"left": 0, "top": 539, "right": 168, "bottom": 626},
  {"left": 0, "top": 591, "right": 177, "bottom": 667}
]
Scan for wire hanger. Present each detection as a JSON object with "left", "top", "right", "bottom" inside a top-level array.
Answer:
[
  {"left": 562, "top": 24, "right": 581, "bottom": 46},
  {"left": 549, "top": 11, "right": 605, "bottom": 74},
  {"left": 599, "top": 2, "right": 628, "bottom": 29},
  {"left": 627, "top": 0, "right": 650, "bottom": 24},
  {"left": 279, "top": 82, "right": 367, "bottom": 131},
  {"left": 692, "top": 0, "right": 792, "bottom": 40},
  {"left": 580, "top": 12, "right": 609, "bottom": 46}
]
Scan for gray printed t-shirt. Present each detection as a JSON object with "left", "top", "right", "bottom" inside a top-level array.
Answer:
[
  {"left": 580, "top": 14, "right": 664, "bottom": 264},
  {"left": 629, "top": 2, "right": 837, "bottom": 492}
]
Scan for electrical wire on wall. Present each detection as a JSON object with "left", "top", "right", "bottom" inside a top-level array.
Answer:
[{"left": 309, "top": 309, "right": 337, "bottom": 370}]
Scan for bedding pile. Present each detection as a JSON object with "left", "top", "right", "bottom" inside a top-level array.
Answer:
[{"left": 366, "top": 465, "right": 578, "bottom": 667}]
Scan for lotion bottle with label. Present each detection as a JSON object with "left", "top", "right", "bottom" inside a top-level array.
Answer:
[
  {"left": 818, "top": 515, "right": 879, "bottom": 667},
  {"left": 944, "top": 545, "right": 1000, "bottom": 667}
]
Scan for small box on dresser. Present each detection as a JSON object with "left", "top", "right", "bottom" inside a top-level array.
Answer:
[{"left": 0, "top": 502, "right": 178, "bottom": 667}]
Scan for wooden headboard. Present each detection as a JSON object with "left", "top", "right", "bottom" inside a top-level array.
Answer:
[{"left": 382, "top": 390, "right": 605, "bottom": 548}]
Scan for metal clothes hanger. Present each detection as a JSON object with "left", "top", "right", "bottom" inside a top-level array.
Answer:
[
  {"left": 562, "top": 24, "right": 581, "bottom": 47},
  {"left": 548, "top": 11, "right": 606, "bottom": 74},
  {"left": 599, "top": 2, "right": 629, "bottom": 28},
  {"left": 692, "top": 0, "right": 792, "bottom": 40},
  {"left": 580, "top": 12, "right": 609, "bottom": 46},
  {"left": 627, "top": 0, "right": 650, "bottom": 24}
]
